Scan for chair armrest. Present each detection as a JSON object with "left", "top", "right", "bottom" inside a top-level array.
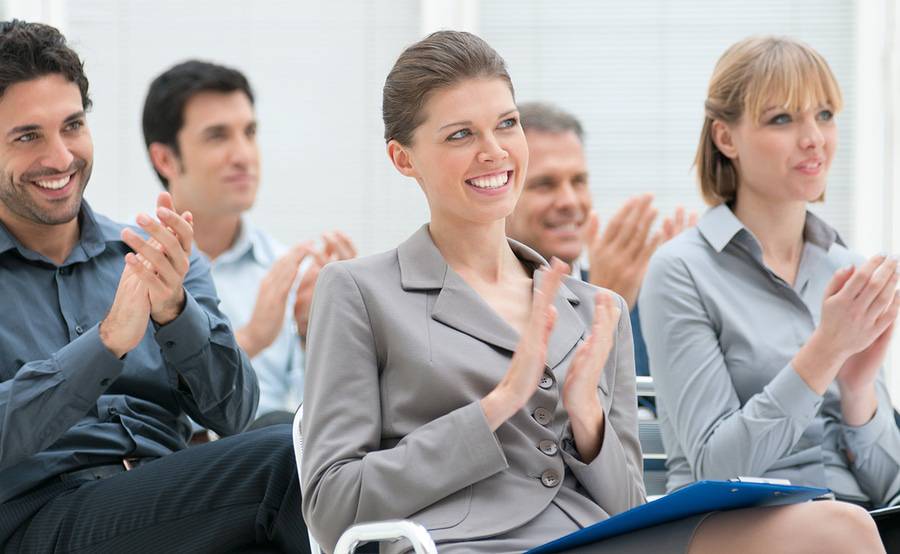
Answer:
[
  {"left": 636, "top": 376, "right": 656, "bottom": 397},
  {"left": 334, "top": 520, "right": 437, "bottom": 554}
]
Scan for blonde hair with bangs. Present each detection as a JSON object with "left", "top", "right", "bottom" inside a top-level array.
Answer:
[{"left": 695, "top": 36, "right": 843, "bottom": 206}]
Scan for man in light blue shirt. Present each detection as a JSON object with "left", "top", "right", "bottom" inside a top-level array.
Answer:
[
  {"left": 211, "top": 219, "right": 306, "bottom": 418},
  {"left": 141, "top": 60, "right": 356, "bottom": 424}
]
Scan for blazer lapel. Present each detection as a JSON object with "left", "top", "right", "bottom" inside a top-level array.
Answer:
[
  {"left": 532, "top": 268, "right": 586, "bottom": 369},
  {"left": 431, "top": 270, "right": 520, "bottom": 353},
  {"left": 398, "top": 225, "right": 586, "bottom": 361}
]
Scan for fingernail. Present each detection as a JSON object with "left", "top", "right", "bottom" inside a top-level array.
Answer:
[{"left": 136, "top": 214, "right": 150, "bottom": 226}]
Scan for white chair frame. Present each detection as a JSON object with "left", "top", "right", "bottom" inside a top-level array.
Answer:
[{"left": 636, "top": 376, "right": 668, "bottom": 501}]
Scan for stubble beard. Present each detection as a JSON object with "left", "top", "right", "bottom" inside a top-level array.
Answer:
[{"left": 0, "top": 160, "right": 91, "bottom": 226}]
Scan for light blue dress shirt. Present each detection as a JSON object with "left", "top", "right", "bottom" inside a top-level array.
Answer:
[
  {"left": 640, "top": 204, "right": 900, "bottom": 506},
  {"left": 210, "top": 219, "right": 304, "bottom": 417}
]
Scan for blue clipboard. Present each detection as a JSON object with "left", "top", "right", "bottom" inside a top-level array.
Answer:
[{"left": 527, "top": 480, "right": 830, "bottom": 553}]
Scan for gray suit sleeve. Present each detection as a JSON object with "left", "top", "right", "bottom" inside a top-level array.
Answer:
[
  {"left": 640, "top": 252, "right": 824, "bottom": 481},
  {"left": 301, "top": 264, "right": 508, "bottom": 551},
  {"left": 561, "top": 293, "right": 645, "bottom": 514},
  {"left": 840, "top": 375, "right": 900, "bottom": 505}
]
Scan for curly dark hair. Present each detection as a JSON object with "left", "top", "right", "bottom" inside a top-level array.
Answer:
[{"left": 0, "top": 19, "right": 91, "bottom": 109}]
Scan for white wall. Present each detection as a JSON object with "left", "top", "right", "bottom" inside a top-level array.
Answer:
[{"left": 2, "top": 0, "right": 869, "bottom": 254}]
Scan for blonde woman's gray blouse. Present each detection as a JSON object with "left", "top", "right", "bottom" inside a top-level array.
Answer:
[{"left": 639, "top": 204, "right": 900, "bottom": 507}]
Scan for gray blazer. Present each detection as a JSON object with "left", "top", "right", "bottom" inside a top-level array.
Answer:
[{"left": 301, "top": 225, "right": 644, "bottom": 553}]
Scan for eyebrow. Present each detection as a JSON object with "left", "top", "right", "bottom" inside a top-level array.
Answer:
[
  {"left": 201, "top": 120, "right": 257, "bottom": 136},
  {"left": 64, "top": 111, "right": 86, "bottom": 123},
  {"left": 201, "top": 124, "right": 229, "bottom": 137},
  {"left": 527, "top": 170, "right": 589, "bottom": 184},
  {"left": 6, "top": 110, "right": 86, "bottom": 138},
  {"left": 437, "top": 108, "right": 519, "bottom": 132},
  {"left": 761, "top": 102, "right": 832, "bottom": 115}
]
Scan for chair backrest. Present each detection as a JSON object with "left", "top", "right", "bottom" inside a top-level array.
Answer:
[
  {"left": 292, "top": 406, "right": 323, "bottom": 554},
  {"left": 636, "top": 376, "right": 668, "bottom": 499},
  {"left": 292, "top": 405, "right": 304, "bottom": 482}
]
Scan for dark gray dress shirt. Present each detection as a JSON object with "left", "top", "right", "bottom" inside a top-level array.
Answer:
[
  {"left": 0, "top": 203, "right": 257, "bottom": 503},
  {"left": 640, "top": 204, "right": 900, "bottom": 506}
]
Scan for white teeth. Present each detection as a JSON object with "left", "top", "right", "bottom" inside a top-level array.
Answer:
[
  {"left": 468, "top": 172, "right": 509, "bottom": 189},
  {"left": 35, "top": 176, "right": 70, "bottom": 190},
  {"left": 548, "top": 222, "right": 577, "bottom": 231}
]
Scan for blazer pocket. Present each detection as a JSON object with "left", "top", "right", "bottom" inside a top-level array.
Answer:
[
  {"left": 598, "top": 380, "right": 609, "bottom": 397},
  {"left": 412, "top": 485, "right": 473, "bottom": 531}
]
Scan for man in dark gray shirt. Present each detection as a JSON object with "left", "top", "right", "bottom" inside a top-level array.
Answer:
[{"left": 0, "top": 20, "right": 307, "bottom": 552}]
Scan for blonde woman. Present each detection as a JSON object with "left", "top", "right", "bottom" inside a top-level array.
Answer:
[
  {"left": 302, "top": 31, "right": 883, "bottom": 553},
  {"left": 641, "top": 36, "right": 898, "bottom": 547}
]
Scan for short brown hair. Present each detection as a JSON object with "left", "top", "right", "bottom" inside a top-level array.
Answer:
[
  {"left": 382, "top": 30, "right": 513, "bottom": 146},
  {"left": 142, "top": 60, "right": 254, "bottom": 189},
  {"left": 695, "top": 36, "right": 843, "bottom": 206}
]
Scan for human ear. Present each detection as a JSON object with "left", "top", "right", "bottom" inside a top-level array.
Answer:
[
  {"left": 387, "top": 139, "right": 418, "bottom": 178},
  {"left": 148, "top": 142, "right": 182, "bottom": 182},
  {"left": 711, "top": 120, "right": 739, "bottom": 160}
]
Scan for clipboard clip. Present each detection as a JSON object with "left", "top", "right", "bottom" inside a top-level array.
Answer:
[{"left": 730, "top": 476, "right": 792, "bottom": 486}]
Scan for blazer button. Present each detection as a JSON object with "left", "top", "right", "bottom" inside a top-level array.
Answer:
[
  {"left": 540, "top": 469, "right": 560, "bottom": 488},
  {"left": 533, "top": 407, "right": 552, "bottom": 426},
  {"left": 538, "top": 440, "right": 558, "bottom": 456},
  {"left": 539, "top": 375, "right": 554, "bottom": 390}
]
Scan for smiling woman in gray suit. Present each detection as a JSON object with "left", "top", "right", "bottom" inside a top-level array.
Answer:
[{"left": 299, "top": 31, "right": 882, "bottom": 554}]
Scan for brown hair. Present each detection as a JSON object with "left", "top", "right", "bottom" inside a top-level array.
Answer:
[
  {"left": 695, "top": 36, "right": 843, "bottom": 206},
  {"left": 382, "top": 30, "right": 513, "bottom": 146}
]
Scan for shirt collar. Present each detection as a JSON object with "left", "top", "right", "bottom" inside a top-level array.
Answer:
[
  {"left": 696, "top": 204, "right": 746, "bottom": 253},
  {"left": 0, "top": 201, "right": 121, "bottom": 262},
  {"left": 697, "top": 203, "right": 844, "bottom": 254},
  {"left": 803, "top": 209, "right": 845, "bottom": 250},
  {"left": 214, "top": 218, "right": 273, "bottom": 266}
]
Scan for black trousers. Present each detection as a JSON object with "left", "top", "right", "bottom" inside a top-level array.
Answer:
[
  {"left": 873, "top": 507, "right": 900, "bottom": 553},
  {"left": 1, "top": 425, "right": 310, "bottom": 553}
]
